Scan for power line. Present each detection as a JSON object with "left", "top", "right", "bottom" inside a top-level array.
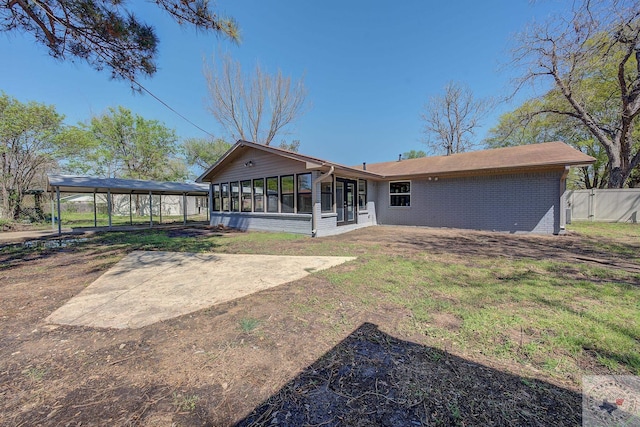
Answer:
[
  {"left": 132, "top": 79, "right": 216, "bottom": 138},
  {"left": 30, "top": 1, "right": 217, "bottom": 138}
]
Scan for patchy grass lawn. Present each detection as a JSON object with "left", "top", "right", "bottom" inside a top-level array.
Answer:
[{"left": 1, "top": 224, "right": 638, "bottom": 426}]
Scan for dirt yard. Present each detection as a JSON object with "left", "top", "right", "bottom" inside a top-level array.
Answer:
[{"left": 0, "top": 225, "right": 638, "bottom": 426}]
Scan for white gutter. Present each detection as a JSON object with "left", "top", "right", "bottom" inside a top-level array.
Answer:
[{"left": 311, "top": 166, "right": 334, "bottom": 237}]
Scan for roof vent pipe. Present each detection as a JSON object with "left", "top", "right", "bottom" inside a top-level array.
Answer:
[
  {"left": 363, "top": 162, "right": 367, "bottom": 170},
  {"left": 398, "top": 154, "right": 402, "bottom": 161}
]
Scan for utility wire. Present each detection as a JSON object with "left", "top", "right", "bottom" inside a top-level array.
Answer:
[{"left": 31, "top": 1, "right": 217, "bottom": 138}]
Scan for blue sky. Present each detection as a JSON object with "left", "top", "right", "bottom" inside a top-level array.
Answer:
[{"left": 1, "top": 0, "right": 568, "bottom": 167}]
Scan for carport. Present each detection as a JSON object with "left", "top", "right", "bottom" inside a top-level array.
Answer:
[{"left": 47, "top": 175, "right": 210, "bottom": 235}]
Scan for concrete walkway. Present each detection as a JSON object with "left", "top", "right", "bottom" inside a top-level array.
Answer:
[
  {"left": 0, "top": 228, "right": 76, "bottom": 243},
  {"left": 46, "top": 251, "right": 356, "bottom": 329}
]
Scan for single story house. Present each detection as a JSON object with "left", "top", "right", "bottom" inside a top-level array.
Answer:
[{"left": 196, "top": 140, "right": 595, "bottom": 236}]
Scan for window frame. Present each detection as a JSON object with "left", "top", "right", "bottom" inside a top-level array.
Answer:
[
  {"left": 212, "top": 184, "right": 221, "bottom": 212},
  {"left": 253, "top": 178, "right": 264, "bottom": 212},
  {"left": 230, "top": 181, "right": 240, "bottom": 212},
  {"left": 266, "top": 176, "right": 279, "bottom": 213},
  {"left": 358, "top": 179, "right": 367, "bottom": 210},
  {"left": 297, "top": 173, "right": 312, "bottom": 214},
  {"left": 280, "top": 175, "right": 295, "bottom": 213},
  {"left": 389, "top": 180, "right": 411, "bottom": 207},
  {"left": 241, "top": 179, "right": 252, "bottom": 212},
  {"left": 320, "top": 179, "right": 333, "bottom": 213},
  {"left": 221, "top": 182, "right": 230, "bottom": 211}
]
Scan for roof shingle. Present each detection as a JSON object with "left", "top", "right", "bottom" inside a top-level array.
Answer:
[{"left": 358, "top": 142, "right": 595, "bottom": 177}]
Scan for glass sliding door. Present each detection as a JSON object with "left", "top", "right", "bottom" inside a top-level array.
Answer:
[
  {"left": 336, "top": 178, "right": 357, "bottom": 225},
  {"left": 336, "top": 181, "right": 344, "bottom": 223}
]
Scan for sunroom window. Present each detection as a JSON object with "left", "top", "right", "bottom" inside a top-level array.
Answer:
[
  {"left": 212, "top": 184, "right": 220, "bottom": 211},
  {"left": 266, "top": 177, "right": 279, "bottom": 212},
  {"left": 280, "top": 175, "right": 294, "bottom": 213},
  {"left": 241, "top": 180, "right": 252, "bottom": 212},
  {"left": 221, "top": 183, "right": 230, "bottom": 211},
  {"left": 297, "top": 173, "right": 312, "bottom": 214},
  {"left": 253, "top": 179, "right": 264, "bottom": 212},
  {"left": 321, "top": 181, "right": 333, "bottom": 213},
  {"left": 230, "top": 181, "right": 240, "bottom": 212}
]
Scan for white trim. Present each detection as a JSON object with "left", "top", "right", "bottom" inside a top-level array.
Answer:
[{"left": 389, "top": 180, "right": 411, "bottom": 207}]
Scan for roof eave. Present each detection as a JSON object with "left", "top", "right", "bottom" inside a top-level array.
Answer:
[{"left": 374, "top": 160, "right": 596, "bottom": 180}]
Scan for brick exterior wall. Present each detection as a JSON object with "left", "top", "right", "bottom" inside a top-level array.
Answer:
[
  {"left": 210, "top": 212, "right": 312, "bottom": 234},
  {"left": 375, "top": 171, "right": 564, "bottom": 234}
]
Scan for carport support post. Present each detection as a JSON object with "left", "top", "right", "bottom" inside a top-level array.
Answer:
[
  {"left": 149, "top": 191, "right": 153, "bottom": 228},
  {"left": 56, "top": 186, "right": 61, "bottom": 236},
  {"left": 183, "top": 193, "right": 187, "bottom": 225},
  {"left": 93, "top": 190, "right": 97, "bottom": 228},
  {"left": 129, "top": 193, "right": 133, "bottom": 225},
  {"left": 208, "top": 183, "right": 213, "bottom": 226},
  {"left": 159, "top": 195, "right": 162, "bottom": 224},
  {"left": 107, "top": 189, "right": 112, "bottom": 229}
]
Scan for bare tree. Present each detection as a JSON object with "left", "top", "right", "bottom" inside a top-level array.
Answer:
[
  {"left": 420, "top": 82, "right": 490, "bottom": 155},
  {"left": 512, "top": 0, "right": 640, "bottom": 188},
  {"left": 205, "top": 55, "right": 307, "bottom": 145}
]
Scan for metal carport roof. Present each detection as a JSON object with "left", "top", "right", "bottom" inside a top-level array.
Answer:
[
  {"left": 47, "top": 175, "right": 209, "bottom": 195},
  {"left": 47, "top": 175, "right": 211, "bottom": 235}
]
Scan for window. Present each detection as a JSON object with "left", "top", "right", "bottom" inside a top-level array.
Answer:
[
  {"left": 297, "top": 173, "right": 312, "bottom": 214},
  {"left": 266, "top": 177, "right": 279, "bottom": 212},
  {"left": 390, "top": 181, "right": 410, "bottom": 207},
  {"left": 280, "top": 175, "right": 295, "bottom": 213},
  {"left": 212, "top": 184, "right": 221, "bottom": 211},
  {"left": 241, "top": 180, "right": 252, "bottom": 212},
  {"left": 230, "top": 181, "right": 240, "bottom": 212},
  {"left": 321, "top": 180, "right": 333, "bottom": 213},
  {"left": 358, "top": 179, "right": 367, "bottom": 210},
  {"left": 221, "top": 183, "right": 229, "bottom": 211},
  {"left": 253, "top": 179, "right": 264, "bottom": 212}
]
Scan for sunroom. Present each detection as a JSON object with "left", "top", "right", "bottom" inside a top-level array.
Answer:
[{"left": 197, "top": 140, "right": 379, "bottom": 237}]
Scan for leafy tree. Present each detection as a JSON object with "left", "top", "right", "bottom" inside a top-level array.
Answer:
[
  {"left": 1, "top": 1, "right": 238, "bottom": 83},
  {"left": 64, "top": 106, "right": 187, "bottom": 181},
  {"left": 485, "top": 99, "right": 612, "bottom": 189},
  {"left": 402, "top": 150, "right": 427, "bottom": 159},
  {"left": 512, "top": 0, "right": 640, "bottom": 188},
  {"left": 420, "top": 81, "right": 492, "bottom": 155},
  {"left": 205, "top": 55, "right": 307, "bottom": 145},
  {"left": 0, "top": 92, "right": 63, "bottom": 219},
  {"left": 184, "top": 137, "right": 231, "bottom": 172}
]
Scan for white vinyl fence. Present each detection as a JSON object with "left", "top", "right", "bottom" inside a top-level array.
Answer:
[{"left": 565, "top": 189, "right": 640, "bottom": 223}]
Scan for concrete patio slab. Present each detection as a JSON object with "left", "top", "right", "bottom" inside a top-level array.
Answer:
[{"left": 46, "top": 251, "right": 355, "bottom": 329}]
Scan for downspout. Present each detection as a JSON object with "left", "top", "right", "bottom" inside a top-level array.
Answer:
[
  {"left": 559, "top": 166, "right": 570, "bottom": 234},
  {"left": 311, "top": 166, "right": 334, "bottom": 237}
]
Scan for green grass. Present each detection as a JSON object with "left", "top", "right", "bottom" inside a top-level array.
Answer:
[
  {"left": 90, "top": 230, "right": 220, "bottom": 252},
  {"left": 172, "top": 393, "right": 199, "bottom": 412},
  {"left": 59, "top": 211, "right": 208, "bottom": 228},
  {"left": 321, "top": 253, "right": 640, "bottom": 379},
  {"left": 568, "top": 221, "right": 640, "bottom": 260},
  {"left": 6, "top": 222, "right": 639, "bottom": 383},
  {"left": 568, "top": 221, "right": 640, "bottom": 240},
  {"left": 239, "top": 317, "right": 260, "bottom": 333}
]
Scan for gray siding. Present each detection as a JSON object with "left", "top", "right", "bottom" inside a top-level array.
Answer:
[
  {"left": 206, "top": 147, "right": 315, "bottom": 235},
  {"left": 314, "top": 180, "right": 377, "bottom": 237},
  {"left": 375, "top": 171, "right": 563, "bottom": 234},
  {"left": 210, "top": 212, "right": 312, "bottom": 235},
  {"left": 212, "top": 147, "right": 308, "bottom": 183}
]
